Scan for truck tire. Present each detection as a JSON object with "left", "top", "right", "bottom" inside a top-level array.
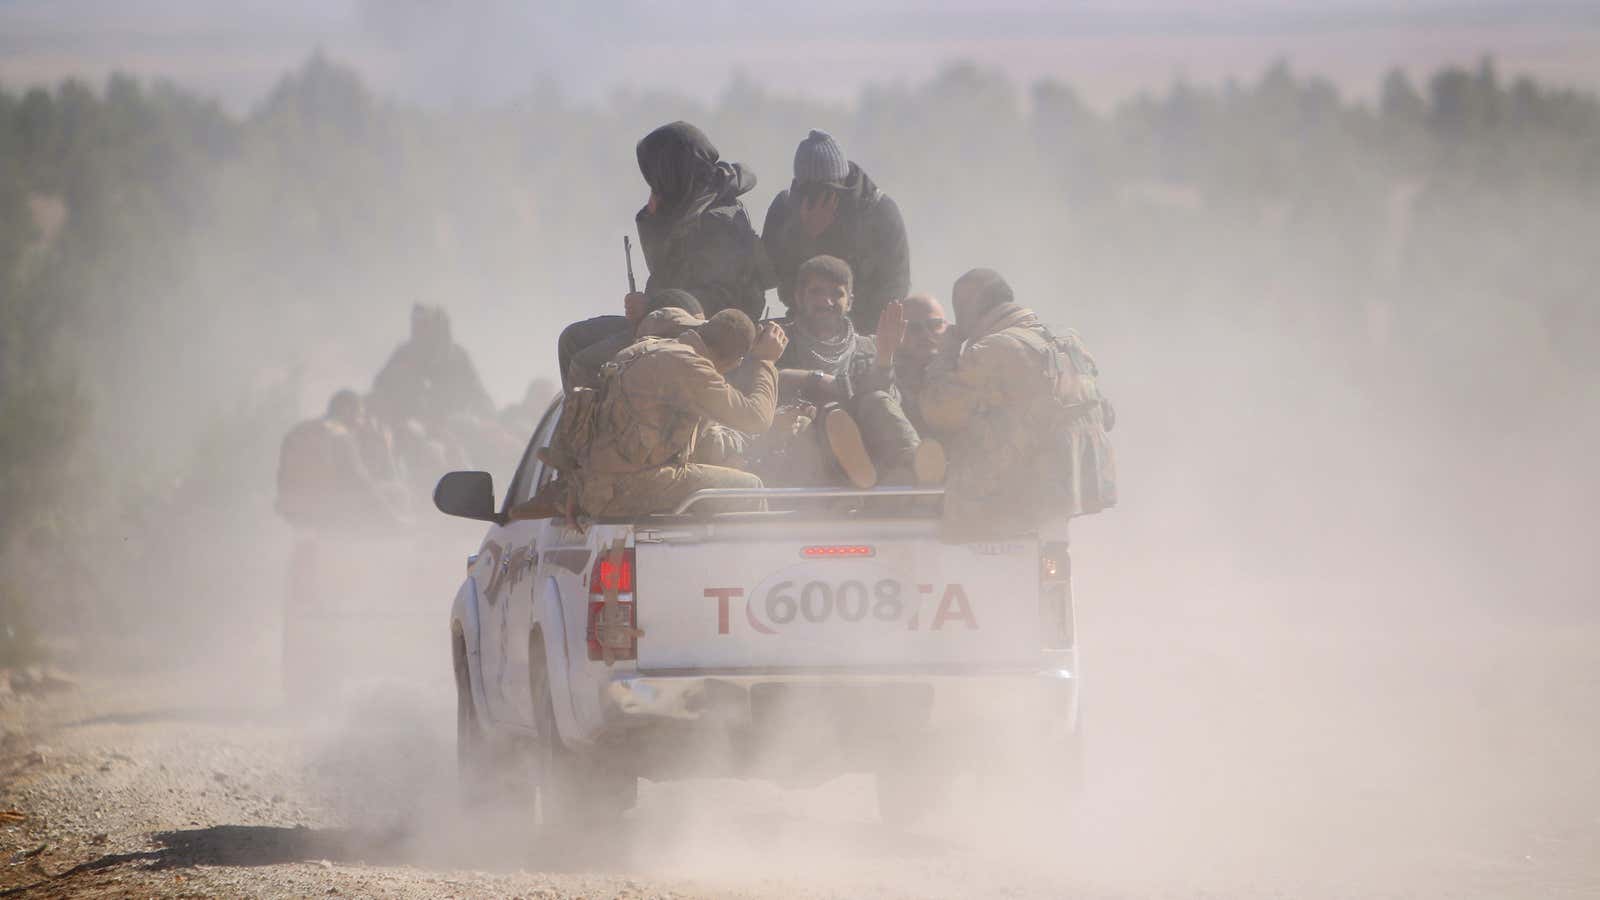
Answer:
[
  {"left": 454, "top": 628, "right": 505, "bottom": 807},
  {"left": 875, "top": 769, "right": 953, "bottom": 826},
  {"left": 529, "top": 632, "right": 636, "bottom": 824}
]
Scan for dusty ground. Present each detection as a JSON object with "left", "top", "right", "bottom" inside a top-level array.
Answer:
[{"left": 2, "top": 613, "right": 1597, "bottom": 899}]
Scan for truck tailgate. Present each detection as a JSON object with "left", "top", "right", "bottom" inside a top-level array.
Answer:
[{"left": 634, "top": 525, "right": 1039, "bottom": 671}]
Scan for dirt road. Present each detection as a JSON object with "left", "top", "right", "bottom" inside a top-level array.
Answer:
[{"left": 3, "top": 617, "right": 1598, "bottom": 899}]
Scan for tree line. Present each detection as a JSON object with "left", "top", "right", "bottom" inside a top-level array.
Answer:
[{"left": 1, "top": 53, "right": 1596, "bottom": 659}]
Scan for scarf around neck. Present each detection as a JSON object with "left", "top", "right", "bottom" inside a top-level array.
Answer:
[{"left": 791, "top": 314, "right": 859, "bottom": 374}]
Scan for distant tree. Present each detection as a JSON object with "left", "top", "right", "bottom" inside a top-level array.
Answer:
[{"left": 1380, "top": 68, "right": 1426, "bottom": 123}]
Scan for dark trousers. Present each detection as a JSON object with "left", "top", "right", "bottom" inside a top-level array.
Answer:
[
  {"left": 844, "top": 389, "right": 922, "bottom": 477},
  {"left": 557, "top": 315, "right": 631, "bottom": 393},
  {"left": 753, "top": 390, "right": 924, "bottom": 488}
]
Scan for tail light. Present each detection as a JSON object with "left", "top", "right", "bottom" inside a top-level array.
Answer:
[
  {"left": 1039, "top": 541, "right": 1073, "bottom": 649},
  {"left": 587, "top": 547, "right": 637, "bottom": 662}
]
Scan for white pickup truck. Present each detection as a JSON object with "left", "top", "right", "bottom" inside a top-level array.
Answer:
[{"left": 437, "top": 400, "right": 1081, "bottom": 824}]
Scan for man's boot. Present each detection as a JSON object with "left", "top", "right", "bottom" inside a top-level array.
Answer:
[{"left": 825, "top": 407, "right": 878, "bottom": 489}]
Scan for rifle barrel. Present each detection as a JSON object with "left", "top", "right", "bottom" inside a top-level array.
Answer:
[{"left": 623, "top": 235, "right": 637, "bottom": 294}]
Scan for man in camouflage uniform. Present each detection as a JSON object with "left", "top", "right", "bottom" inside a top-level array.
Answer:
[
  {"left": 920, "top": 268, "right": 1116, "bottom": 542},
  {"left": 577, "top": 310, "right": 787, "bottom": 517}
]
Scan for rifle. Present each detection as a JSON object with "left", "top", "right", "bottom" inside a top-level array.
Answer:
[{"left": 623, "top": 235, "right": 637, "bottom": 294}]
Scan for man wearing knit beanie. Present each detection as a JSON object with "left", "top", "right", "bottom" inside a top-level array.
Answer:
[
  {"left": 792, "top": 129, "right": 850, "bottom": 186},
  {"left": 762, "top": 130, "right": 910, "bottom": 336}
]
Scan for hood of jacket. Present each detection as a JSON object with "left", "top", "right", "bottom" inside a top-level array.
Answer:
[
  {"left": 636, "top": 121, "right": 757, "bottom": 230},
  {"left": 635, "top": 161, "right": 758, "bottom": 275}
]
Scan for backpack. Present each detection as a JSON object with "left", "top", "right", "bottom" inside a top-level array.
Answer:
[
  {"left": 1020, "top": 325, "right": 1119, "bottom": 517},
  {"left": 537, "top": 386, "right": 600, "bottom": 475}
]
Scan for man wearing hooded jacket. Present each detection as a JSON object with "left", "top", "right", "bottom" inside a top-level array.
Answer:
[
  {"left": 761, "top": 130, "right": 910, "bottom": 335},
  {"left": 557, "top": 121, "right": 771, "bottom": 389}
]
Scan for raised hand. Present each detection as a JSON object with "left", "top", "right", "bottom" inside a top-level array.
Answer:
[
  {"left": 874, "top": 300, "right": 905, "bottom": 369},
  {"left": 751, "top": 321, "right": 789, "bottom": 362}
]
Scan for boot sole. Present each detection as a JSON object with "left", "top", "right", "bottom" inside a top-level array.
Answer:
[{"left": 825, "top": 408, "right": 878, "bottom": 489}]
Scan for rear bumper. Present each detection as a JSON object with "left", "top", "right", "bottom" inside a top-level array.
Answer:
[{"left": 589, "top": 656, "right": 1078, "bottom": 776}]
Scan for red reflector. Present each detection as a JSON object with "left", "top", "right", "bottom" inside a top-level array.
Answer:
[
  {"left": 801, "top": 545, "right": 875, "bottom": 558},
  {"left": 590, "top": 552, "right": 635, "bottom": 593}
]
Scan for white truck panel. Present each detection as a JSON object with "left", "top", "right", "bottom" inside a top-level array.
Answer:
[{"left": 635, "top": 536, "right": 1040, "bottom": 671}]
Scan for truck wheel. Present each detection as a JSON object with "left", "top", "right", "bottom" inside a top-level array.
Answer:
[
  {"left": 529, "top": 632, "right": 636, "bottom": 824},
  {"left": 875, "top": 769, "right": 953, "bottom": 826},
  {"left": 454, "top": 629, "right": 503, "bottom": 806}
]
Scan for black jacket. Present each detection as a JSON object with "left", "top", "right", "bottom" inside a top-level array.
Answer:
[
  {"left": 635, "top": 122, "right": 772, "bottom": 320},
  {"left": 761, "top": 163, "right": 910, "bottom": 335}
]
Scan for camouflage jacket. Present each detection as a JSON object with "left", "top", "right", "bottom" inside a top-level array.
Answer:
[
  {"left": 580, "top": 336, "right": 777, "bottom": 479},
  {"left": 921, "top": 303, "right": 1116, "bottom": 541}
]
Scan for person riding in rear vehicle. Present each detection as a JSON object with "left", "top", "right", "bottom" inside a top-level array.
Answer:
[
  {"left": 762, "top": 130, "right": 910, "bottom": 335},
  {"left": 370, "top": 304, "right": 495, "bottom": 427},
  {"left": 276, "top": 389, "right": 407, "bottom": 532},
  {"left": 576, "top": 310, "right": 788, "bottom": 518}
]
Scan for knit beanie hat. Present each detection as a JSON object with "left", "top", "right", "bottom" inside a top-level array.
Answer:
[{"left": 793, "top": 130, "right": 849, "bottom": 185}]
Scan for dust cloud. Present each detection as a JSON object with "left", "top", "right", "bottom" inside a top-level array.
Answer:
[{"left": 2, "top": 13, "right": 1597, "bottom": 898}]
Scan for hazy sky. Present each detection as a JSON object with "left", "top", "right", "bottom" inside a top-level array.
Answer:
[{"left": 2, "top": 1, "right": 1598, "bottom": 109}]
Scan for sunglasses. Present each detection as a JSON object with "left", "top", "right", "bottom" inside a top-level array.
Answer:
[{"left": 905, "top": 318, "right": 947, "bottom": 333}]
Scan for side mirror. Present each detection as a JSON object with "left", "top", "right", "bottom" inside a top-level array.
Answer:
[{"left": 433, "top": 471, "right": 501, "bottom": 523}]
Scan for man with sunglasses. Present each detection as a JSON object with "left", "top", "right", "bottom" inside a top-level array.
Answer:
[
  {"left": 761, "top": 130, "right": 910, "bottom": 335},
  {"left": 872, "top": 292, "right": 950, "bottom": 434}
]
